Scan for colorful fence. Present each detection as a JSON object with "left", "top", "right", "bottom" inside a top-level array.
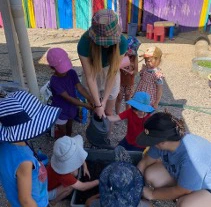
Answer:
[
  {"left": 1, "top": 0, "right": 210, "bottom": 32},
  {"left": 0, "top": 13, "right": 3, "bottom": 28},
  {"left": 20, "top": 0, "right": 143, "bottom": 32}
]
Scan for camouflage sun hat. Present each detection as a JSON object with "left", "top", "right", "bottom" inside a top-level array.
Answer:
[
  {"left": 99, "top": 161, "right": 144, "bottom": 207},
  {"left": 89, "top": 9, "right": 122, "bottom": 46}
]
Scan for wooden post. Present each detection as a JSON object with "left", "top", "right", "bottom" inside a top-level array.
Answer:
[
  {"left": 9, "top": 0, "right": 40, "bottom": 98},
  {"left": 0, "top": 0, "right": 25, "bottom": 87}
]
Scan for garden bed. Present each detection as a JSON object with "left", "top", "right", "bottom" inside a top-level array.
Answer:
[
  {"left": 70, "top": 148, "right": 142, "bottom": 207},
  {"left": 192, "top": 57, "right": 211, "bottom": 79}
]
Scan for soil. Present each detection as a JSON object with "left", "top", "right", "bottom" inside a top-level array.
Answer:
[{"left": 0, "top": 28, "right": 211, "bottom": 207}]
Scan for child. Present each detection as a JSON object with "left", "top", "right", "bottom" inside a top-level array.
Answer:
[
  {"left": 47, "top": 135, "right": 99, "bottom": 206},
  {"left": 0, "top": 91, "right": 61, "bottom": 207},
  {"left": 47, "top": 48, "right": 94, "bottom": 137},
  {"left": 136, "top": 46, "right": 163, "bottom": 109},
  {"left": 115, "top": 36, "right": 141, "bottom": 114},
  {"left": 108, "top": 92, "right": 154, "bottom": 151}
]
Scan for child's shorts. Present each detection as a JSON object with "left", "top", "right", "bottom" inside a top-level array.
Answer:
[
  {"left": 55, "top": 118, "right": 68, "bottom": 125},
  {"left": 82, "top": 66, "right": 120, "bottom": 100}
]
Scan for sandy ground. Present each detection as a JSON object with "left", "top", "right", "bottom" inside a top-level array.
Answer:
[{"left": 0, "top": 28, "right": 211, "bottom": 207}]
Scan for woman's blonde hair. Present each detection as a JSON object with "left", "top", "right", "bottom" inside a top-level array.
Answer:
[{"left": 90, "top": 40, "right": 121, "bottom": 79}]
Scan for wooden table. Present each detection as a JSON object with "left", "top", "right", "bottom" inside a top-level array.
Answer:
[{"left": 154, "top": 21, "right": 175, "bottom": 39}]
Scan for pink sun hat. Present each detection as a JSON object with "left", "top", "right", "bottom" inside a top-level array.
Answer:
[{"left": 47, "top": 48, "right": 73, "bottom": 73}]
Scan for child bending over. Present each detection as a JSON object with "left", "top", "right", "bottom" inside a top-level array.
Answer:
[{"left": 47, "top": 135, "right": 99, "bottom": 206}]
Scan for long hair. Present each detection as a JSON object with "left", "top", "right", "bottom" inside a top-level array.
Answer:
[{"left": 90, "top": 40, "right": 121, "bottom": 79}]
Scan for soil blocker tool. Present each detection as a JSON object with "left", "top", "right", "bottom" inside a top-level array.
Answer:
[{"left": 159, "top": 102, "right": 211, "bottom": 115}]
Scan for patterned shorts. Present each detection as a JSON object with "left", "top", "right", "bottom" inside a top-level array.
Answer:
[{"left": 119, "top": 85, "right": 134, "bottom": 97}]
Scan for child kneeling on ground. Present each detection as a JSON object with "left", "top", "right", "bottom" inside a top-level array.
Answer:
[
  {"left": 47, "top": 135, "right": 99, "bottom": 206},
  {"left": 108, "top": 91, "right": 154, "bottom": 151}
]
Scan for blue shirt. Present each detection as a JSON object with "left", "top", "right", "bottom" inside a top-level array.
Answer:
[
  {"left": 0, "top": 142, "right": 48, "bottom": 207},
  {"left": 148, "top": 134, "right": 211, "bottom": 191}
]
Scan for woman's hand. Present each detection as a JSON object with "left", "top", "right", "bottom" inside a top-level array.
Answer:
[{"left": 94, "top": 105, "right": 106, "bottom": 118}]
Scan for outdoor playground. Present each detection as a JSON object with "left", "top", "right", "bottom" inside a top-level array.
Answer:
[{"left": 0, "top": 0, "right": 211, "bottom": 206}]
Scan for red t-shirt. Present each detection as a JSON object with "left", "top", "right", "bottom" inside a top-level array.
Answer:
[
  {"left": 47, "top": 165, "right": 77, "bottom": 191},
  {"left": 119, "top": 108, "right": 150, "bottom": 148}
]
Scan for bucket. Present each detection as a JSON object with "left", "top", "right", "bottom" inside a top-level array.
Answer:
[{"left": 128, "top": 23, "right": 138, "bottom": 37}]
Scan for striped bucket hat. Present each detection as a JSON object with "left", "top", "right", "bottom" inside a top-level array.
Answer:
[
  {"left": 0, "top": 91, "right": 61, "bottom": 142},
  {"left": 89, "top": 9, "right": 122, "bottom": 46}
]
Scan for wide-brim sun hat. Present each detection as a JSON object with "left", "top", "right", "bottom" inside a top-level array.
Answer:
[
  {"left": 89, "top": 9, "right": 122, "bottom": 46},
  {"left": 47, "top": 48, "right": 72, "bottom": 74},
  {"left": 0, "top": 91, "right": 61, "bottom": 142},
  {"left": 126, "top": 92, "right": 155, "bottom": 112},
  {"left": 51, "top": 135, "right": 88, "bottom": 174},
  {"left": 144, "top": 46, "right": 162, "bottom": 59},
  {"left": 136, "top": 112, "right": 181, "bottom": 146},
  {"left": 99, "top": 162, "right": 144, "bottom": 207}
]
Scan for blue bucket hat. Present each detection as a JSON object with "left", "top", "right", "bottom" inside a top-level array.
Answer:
[
  {"left": 99, "top": 161, "right": 144, "bottom": 207},
  {"left": 126, "top": 92, "right": 155, "bottom": 112},
  {"left": 0, "top": 91, "right": 61, "bottom": 142}
]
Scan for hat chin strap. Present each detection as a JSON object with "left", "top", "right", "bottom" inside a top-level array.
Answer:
[{"left": 0, "top": 111, "right": 30, "bottom": 127}]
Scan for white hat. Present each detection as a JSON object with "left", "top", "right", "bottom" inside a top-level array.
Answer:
[{"left": 51, "top": 135, "right": 88, "bottom": 174}]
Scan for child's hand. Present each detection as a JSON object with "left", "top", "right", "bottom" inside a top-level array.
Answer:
[
  {"left": 152, "top": 102, "right": 159, "bottom": 109},
  {"left": 83, "top": 166, "right": 91, "bottom": 179},
  {"left": 84, "top": 102, "right": 94, "bottom": 110}
]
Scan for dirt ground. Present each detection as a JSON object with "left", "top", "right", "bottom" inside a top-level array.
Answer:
[{"left": 0, "top": 28, "right": 211, "bottom": 207}]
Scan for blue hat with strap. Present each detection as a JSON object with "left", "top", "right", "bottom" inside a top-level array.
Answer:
[
  {"left": 0, "top": 91, "right": 61, "bottom": 142},
  {"left": 126, "top": 92, "right": 155, "bottom": 112}
]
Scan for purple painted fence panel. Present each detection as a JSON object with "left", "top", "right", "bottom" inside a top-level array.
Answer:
[
  {"left": 46, "top": 0, "right": 57, "bottom": 28},
  {"left": 119, "top": 0, "right": 127, "bottom": 32},
  {"left": 143, "top": 0, "right": 203, "bottom": 32},
  {"left": 34, "top": 0, "right": 45, "bottom": 28}
]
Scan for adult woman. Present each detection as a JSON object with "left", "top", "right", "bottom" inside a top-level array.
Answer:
[
  {"left": 136, "top": 112, "right": 211, "bottom": 207},
  {"left": 77, "top": 9, "right": 127, "bottom": 117}
]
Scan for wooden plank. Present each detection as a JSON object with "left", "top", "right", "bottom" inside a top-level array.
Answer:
[
  {"left": 75, "top": 0, "right": 91, "bottom": 30},
  {"left": 58, "top": 0, "right": 73, "bottom": 29},
  {"left": 93, "top": 0, "right": 104, "bottom": 14},
  {"left": 137, "top": 0, "right": 142, "bottom": 31}
]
